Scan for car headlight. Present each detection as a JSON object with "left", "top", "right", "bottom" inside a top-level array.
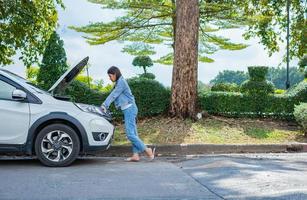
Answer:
[
  {"left": 74, "top": 103, "right": 112, "bottom": 122},
  {"left": 75, "top": 103, "right": 106, "bottom": 117}
]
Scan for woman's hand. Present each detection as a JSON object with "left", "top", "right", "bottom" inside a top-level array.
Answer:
[{"left": 100, "top": 104, "right": 107, "bottom": 113}]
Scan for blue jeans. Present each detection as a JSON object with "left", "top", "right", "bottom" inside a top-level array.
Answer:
[{"left": 122, "top": 104, "right": 146, "bottom": 154}]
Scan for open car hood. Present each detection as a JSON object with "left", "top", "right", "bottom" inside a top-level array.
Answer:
[{"left": 48, "top": 56, "right": 89, "bottom": 94}]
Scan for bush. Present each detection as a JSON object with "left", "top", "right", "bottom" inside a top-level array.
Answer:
[
  {"left": 241, "top": 66, "right": 275, "bottom": 95},
  {"left": 241, "top": 80, "right": 275, "bottom": 95},
  {"left": 211, "top": 83, "right": 240, "bottom": 92},
  {"left": 294, "top": 103, "right": 307, "bottom": 134},
  {"left": 65, "top": 78, "right": 170, "bottom": 118},
  {"left": 285, "top": 81, "right": 307, "bottom": 103},
  {"left": 127, "top": 77, "right": 170, "bottom": 117},
  {"left": 65, "top": 80, "right": 108, "bottom": 105},
  {"left": 248, "top": 66, "right": 268, "bottom": 81},
  {"left": 139, "top": 73, "right": 156, "bottom": 80},
  {"left": 199, "top": 92, "right": 294, "bottom": 119},
  {"left": 199, "top": 78, "right": 307, "bottom": 120}
]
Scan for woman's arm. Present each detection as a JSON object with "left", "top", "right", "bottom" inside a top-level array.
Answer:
[{"left": 102, "top": 79, "right": 125, "bottom": 108}]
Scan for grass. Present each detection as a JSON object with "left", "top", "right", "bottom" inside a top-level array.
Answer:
[{"left": 112, "top": 115, "right": 307, "bottom": 145}]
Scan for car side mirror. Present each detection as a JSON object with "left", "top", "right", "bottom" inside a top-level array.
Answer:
[{"left": 12, "top": 89, "right": 27, "bottom": 100}]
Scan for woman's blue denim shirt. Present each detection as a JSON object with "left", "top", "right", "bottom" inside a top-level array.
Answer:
[{"left": 102, "top": 76, "right": 135, "bottom": 110}]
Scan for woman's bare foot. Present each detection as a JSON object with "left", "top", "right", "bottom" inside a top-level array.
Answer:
[
  {"left": 145, "top": 147, "right": 155, "bottom": 161},
  {"left": 125, "top": 153, "right": 140, "bottom": 162}
]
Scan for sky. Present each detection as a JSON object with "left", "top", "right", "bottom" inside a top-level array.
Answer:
[{"left": 3, "top": 0, "right": 298, "bottom": 87}]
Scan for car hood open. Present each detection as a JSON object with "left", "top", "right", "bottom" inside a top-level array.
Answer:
[{"left": 48, "top": 56, "right": 89, "bottom": 94}]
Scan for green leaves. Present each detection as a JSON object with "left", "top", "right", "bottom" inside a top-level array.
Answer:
[
  {"left": 293, "top": 103, "right": 307, "bottom": 133},
  {"left": 240, "top": 0, "right": 305, "bottom": 58},
  {"left": 37, "top": 31, "right": 69, "bottom": 91},
  {"left": 155, "top": 53, "right": 173, "bottom": 65},
  {"left": 122, "top": 43, "right": 156, "bottom": 56},
  {"left": 71, "top": 0, "right": 250, "bottom": 65},
  {"left": 0, "top": 0, "right": 63, "bottom": 67},
  {"left": 72, "top": 0, "right": 304, "bottom": 65},
  {"left": 132, "top": 55, "right": 153, "bottom": 73}
]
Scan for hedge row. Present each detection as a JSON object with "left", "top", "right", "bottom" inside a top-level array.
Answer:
[
  {"left": 199, "top": 80, "right": 307, "bottom": 119},
  {"left": 65, "top": 77, "right": 170, "bottom": 118},
  {"left": 64, "top": 77, "right": 306, "bottom": 120}
]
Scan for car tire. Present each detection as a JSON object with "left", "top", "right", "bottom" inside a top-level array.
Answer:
[{"left": 35, "top": 123, "right": 80, "bottom": 167}]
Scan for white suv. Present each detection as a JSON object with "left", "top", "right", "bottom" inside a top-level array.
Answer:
[{"left": 0, "top": 57, "right": 114, "bottom": 167}]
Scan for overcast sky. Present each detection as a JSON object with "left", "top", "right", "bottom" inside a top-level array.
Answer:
[{"left": 3, "top": 0, "right": 298, "bottom": 87}]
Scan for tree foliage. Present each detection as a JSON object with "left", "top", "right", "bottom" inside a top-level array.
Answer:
[
  {"left": 210, "top": 67, "right": 304, "bottom": 89},
  {"left": 0, "top": 0, "right": 64, "bottom": 67},
  {"left": 71, "top": 0, "right": 249, "bottom": 65},
  {"left": 72, "top": 0, "right": 305, "bottom": 64},
  {"left": 298, "top": 55, "right": 307, "bottom": 78},
  {"left": 267, "top": 67, "right": 304, "bottom": 89},
  {"left": 37, "top": 31, "right": 69, "bottom": 90},
  {"left": 241, "top": 0, "right": 306, "bottom": 59},
  {"left": 26, "top": 66, "right": 39, "bottom": 84},
  {"left": 210, "top": 70, "right": 249, "bottom": 85},
  {"left": 132, "top": 55, "right": 153, "bottom": 74}
]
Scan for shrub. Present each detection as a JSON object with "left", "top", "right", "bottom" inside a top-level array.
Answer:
[
  {"left": 65, "top": 80, "right": 108, "bottom": 105},
  {"left": 65, "top": 78, "right": 170, "bottom": 118},
  {"left": 241, "top": 80, "right": 275, "bottom": 95},
  {"left": 127, "top": 77, "right": 170, "bottom": 117},
  {"left": 199, "top": 76, "right": 307, "bottom": 120},
  {"left": 199, "top": 92, "right": 294, "bottom": 119},
  {"left": 241, "top": 66, "right": 275, "bottom": 95},
  {"left": 139, "top": 73, "right": 156, "bottom": 80},
  {"left": 285, "top": 81, "right": 307, "bottom": 103},
  {"left": 248, "top": 66, "right": 268, "bottom": 81},
  {"left": 293, "top": 103, "right": 307, "bottom": 134},
  {"left": 211, "top": 83, "right": 240, "bottom": 92}
]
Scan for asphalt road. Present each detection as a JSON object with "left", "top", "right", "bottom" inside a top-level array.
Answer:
[{"left": 0, "top": 153, "right": 306, "bottom": 200}]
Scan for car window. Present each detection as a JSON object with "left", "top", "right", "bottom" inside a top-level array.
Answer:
[{"left": 0, "top": 80, "right": 16, "bottom": 100}]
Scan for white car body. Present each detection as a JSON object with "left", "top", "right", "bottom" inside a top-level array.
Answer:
[{"left": 0, "top": 57, "right": 114, "bottom": 166}]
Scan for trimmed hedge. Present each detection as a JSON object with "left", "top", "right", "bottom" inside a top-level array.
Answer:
[
  {"left": 241, "top": 80, "right": 275, "bottom": 95},
  {"left": 293, "top": 103, "right": 307, "bottom": 134},
  {"left": 65, "top": 80, "right": 108, "bottom": 105},
  {"left": 248, "top": 66, "right": 268, "bottom": 81},
  {"left": 286, "top": 80, "right": 307, "bottom": 102},
  {"left": 139, "top": 73, "right": 156, "bottom": 80},
  {"left": 211, "top": 83, "right": 240, "bottom": 92},
  {"left": 199, "top": 92, "right": 295, "bottom": 119},
  {"left": 199, "top": 80, "right": 307, "bottom": 119},
  {"left": 64, "top": 78, "right": 170, "bottom": 118},
  {"left": 241, "top": 66, "right": 275, "bottom": 95},
  {"left": 127, "top": 77, "right": 170, "bottom": 117}
]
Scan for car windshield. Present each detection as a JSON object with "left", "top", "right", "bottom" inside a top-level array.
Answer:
[
  {"left": 1, "top": 69, "right": 27, "bottom": 82},
  {"left": 1, "top": 69, "right": 50, "bottom": 95},
  {"left": 26, "top": 82, "right": 50, "bottom": 95}
]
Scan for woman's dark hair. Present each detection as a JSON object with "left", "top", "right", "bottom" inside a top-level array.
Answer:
[{"left": 107, "top": 66, "right": 122, "bottom": 81}]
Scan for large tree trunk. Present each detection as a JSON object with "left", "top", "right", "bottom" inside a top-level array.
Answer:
[{"left": 170, "top": 0, "right": 199, "bottom": 119}]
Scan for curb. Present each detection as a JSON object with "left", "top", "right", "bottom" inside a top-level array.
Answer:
[
  {"left": 86, "top": 143, "right": 307, "bottom": 157},
  {"left": 1, "top": 143, "right": 306, "bottom": 158}
]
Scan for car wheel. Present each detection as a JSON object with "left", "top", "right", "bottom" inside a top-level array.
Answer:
[{"left": 35, "top": 123, "right": 80, "bottom": 167}]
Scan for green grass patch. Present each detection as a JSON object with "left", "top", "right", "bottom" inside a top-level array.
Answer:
[{"left": 112, "top": 116, "right": 306, "bottom": 145}]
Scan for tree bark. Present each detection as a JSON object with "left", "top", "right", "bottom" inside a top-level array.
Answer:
[{"left": 170, "top": 0, "right": 199, "bottom": 119}]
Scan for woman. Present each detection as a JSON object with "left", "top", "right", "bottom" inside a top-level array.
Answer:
[{"left": 101, "top": 66, "right": 155, "bottom": 162}]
